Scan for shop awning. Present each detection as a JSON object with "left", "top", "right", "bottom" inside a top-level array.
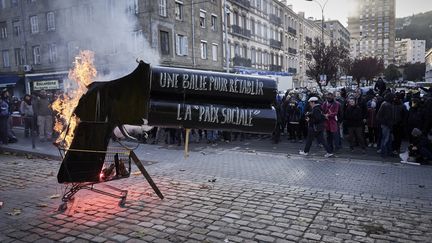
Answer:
[
  {"left": 0, "top": 74, "right": 23, "bottom": 87},
  {"left": 25, "top": 71, "right": 68, "bottom": 81}
]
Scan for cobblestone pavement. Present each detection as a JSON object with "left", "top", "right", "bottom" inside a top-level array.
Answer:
[{"left": 1, "top": 146, "right": 432, "bottom": 243}]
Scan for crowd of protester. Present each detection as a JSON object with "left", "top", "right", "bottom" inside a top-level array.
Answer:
[
  {"left": 0, "top": 89, "right": 55, "bottom": 145},
  {"left": 146, "top": 79, "right": 432, "bottom": 164},
  {"left": 2, "top": 79, "right": 432, "bottom": 165}
]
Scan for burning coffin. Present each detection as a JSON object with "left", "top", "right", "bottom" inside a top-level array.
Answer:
[{"left": 57, "top": 61, "right": 277, "bottom": 183}]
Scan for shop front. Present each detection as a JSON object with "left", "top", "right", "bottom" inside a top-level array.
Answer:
[{"left": 25, "top": 71, "right": 68, "bottom": 95}]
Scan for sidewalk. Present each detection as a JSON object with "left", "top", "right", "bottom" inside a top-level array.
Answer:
[{"left": 1, "top": 127, "right": 403, "bottom": 163}]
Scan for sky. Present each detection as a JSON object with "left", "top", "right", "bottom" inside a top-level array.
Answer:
[{"left": 289, "top": 0, "right": 432, "bottom": 27}]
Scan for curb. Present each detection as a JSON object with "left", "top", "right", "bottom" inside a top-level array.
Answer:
[{"left": 0, "top": 146, "right": 61, "bottom": 160}]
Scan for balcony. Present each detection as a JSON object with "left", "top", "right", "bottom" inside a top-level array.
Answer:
[
  {"left": 270, "top": 39, "right": 282, "bottom": 49},
  {"left": 232, "top": 0, "right": 250, "bottom": 9},
  {"left": 231, "top": 25, "right": 251, "bottom": 39},
  {"left": 288, "top": 27, "right": 297, "bottom": 36},
  {"left": 269, "top": 14, "right": 282, "bottom": 26},
  {"left": 288, "top": 67, "right": 297, "bottom": 74},
  {"left": 233, "top": 56, "right": 252, "bottom": 67},
  {"left": 288, "top": 48, "right": 297, "bottom": 55},
  {"left": 269, "top": 65, "right": 282, "bottom": 72}
]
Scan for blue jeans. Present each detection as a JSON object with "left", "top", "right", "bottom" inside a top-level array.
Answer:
[
  {"left": 380, "top": 125, "right": 392, "bottom": 156},
  {"left": 206, "top": 130, "right": 218, "bottom": 142}
]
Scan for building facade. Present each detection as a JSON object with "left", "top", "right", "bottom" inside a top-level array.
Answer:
[
  {"left": 0, "top": 0, "right": 224, "bottom": 96},
  {"left": 1, "top": 0, "right": 334, "bottom": 95},
  {"left": 348, "top": 0, "right": 396, "bottom": 66},
  {"left": 426, "top": 48, "right": 432, "bottom": 83},
  {"left": 395, "top": 39, "right": 426, "bottom": 66},
  {"left": 317, "top": 20, "right": 350, "bottom": 49},
  {"left": 141, "top": 0, "right": 224, "bottom": 71}
]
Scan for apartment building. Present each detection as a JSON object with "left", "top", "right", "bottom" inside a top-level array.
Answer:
[
  {"left": 395, "top": 39, "right": 426, "bottom": 66},
  {"left": 141, "top": 0, "right": 223, "bottom": 71},
  {"left": 224, "top": 0, "right": 286, "bottom": 73},
  {"left": 426, "top": 48, "right": 432, "bottom": 83},
  {"left": 317, "top": 20, "right": 350, "bottom": 50},
  {"left": 348, "top": 0, "right": 396, "bottom": 66}
]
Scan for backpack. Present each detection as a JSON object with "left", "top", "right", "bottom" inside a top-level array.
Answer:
[{"left": 0, "top": 100, "right": 9, "bottom": 117}]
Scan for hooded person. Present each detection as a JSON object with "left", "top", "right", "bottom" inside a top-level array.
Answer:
[{"left": 408, "top": 128, "right": 432, "bottom": 164}]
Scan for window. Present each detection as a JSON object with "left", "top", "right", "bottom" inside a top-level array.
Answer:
[
  {"left": 160, "top": 30, "right": 170, "bottom": 55},
  {"left": 47, "top": 12, "right": 55, "bottom": 31},
  {"left": 49, "top": 43, "right": 57, "bottom": 63},
  {"left": 0, "top": 22, "right": 7, "bottom": 39},
  {"left": 175, "top": 34, "right": 188, "bottom": 56},
  {"left": 12, "top": 20, "right": 20, "bottom": 37},
  {"left": 11, "top": 0, "right": 18, "bottom": 7},
  {"left": 211, "top": 15, "right": 217, "bottom": 31},
  {"left": 133, "top": 30, "right": 143, "bottom": 52},
  {"left": 200, "top": 41, "right": 207, "bottom": 59},
  {"left": 32, "top": 45, "right": 40, "bottom": 64},
  {"left": 251, "top": 49, "right": 256, "bottom": 64},
  {"left": 2, "top": 50, "right": 10, "bottom": 67},
  {"left": 175, "top": 1, "right": 183, "bottom": 20},
  {"left": 0, "top": 0, "right": 5, "bottom": 9},
  {"left": 199, "top": 10, "right": 206, "bottom": 28},
  {"left": 127, "top": 0, "right": 138, "bottom": 15},
  {"left": 159, "top": 0, "right": 167, "bottom": 17},
  {"left": 212, "top": 44, "right": 218, "bottom": 61},
  {"left": 30, "top": 15, "right": 39, "bottom": 34},
  {"left": 14, "top": 48, "right": 24, "bottom": 66}
]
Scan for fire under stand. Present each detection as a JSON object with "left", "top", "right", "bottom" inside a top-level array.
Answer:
[{"left": 57, "top": 147, "right": 164, "bottom": 212}]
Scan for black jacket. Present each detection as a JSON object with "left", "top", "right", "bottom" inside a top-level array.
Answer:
[{"left": 344, "top": 105, "right": 364, "bottom": 127}]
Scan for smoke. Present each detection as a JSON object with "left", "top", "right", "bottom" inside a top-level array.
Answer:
[{"left": 52, "top": 0, "right": 160, "bottom": 80}]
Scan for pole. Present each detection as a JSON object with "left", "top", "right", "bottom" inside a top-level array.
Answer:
[
  {"left": 184, "top": 129, "right": 190, "bottom": 158},
  {"left": 191, "top": 0, "right": 196, "bottom": 67},
  {"left": 224, "top": 0, "right": 230, "bottom": 73}
]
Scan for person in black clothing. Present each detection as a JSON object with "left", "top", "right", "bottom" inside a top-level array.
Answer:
[
  {"left": 286, "top": 99, "right": 302, "bottom": 142},
  {"left": 406, "top": 98, "right": 423, "bottom": 143},
  {"left": 0, "top": 89, "right": 10, "bottom": 144},
  {"left": 344, "top": 98, "right": 366, "bottom": 152},
  {"left": 374, "top": 77, "right": 386, "bottom": 96},
  {"left": 409, "top": 128, "right": 432, "bottom": 164},
  {"left": 299, "top": 97, "right": 333, "bottom": 158}
]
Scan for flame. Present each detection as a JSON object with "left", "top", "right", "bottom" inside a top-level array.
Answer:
[{"left": 53, "top": 50, "right": 97, "bottom": 148}]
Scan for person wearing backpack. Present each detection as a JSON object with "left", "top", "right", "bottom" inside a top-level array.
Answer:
[
  {"left": 0, "top": 89, "right": 10, "bottom": 144},
  {"left": 299, "top": 97, "right": 334, "bottom": 158}
]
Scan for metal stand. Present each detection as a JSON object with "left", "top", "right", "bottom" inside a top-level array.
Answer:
[
  {"left": 58, "top": 182, "right": 128, "bottom": 211},
  {"left": 57, "top": 148, "right": 164, "bottom": 212}
]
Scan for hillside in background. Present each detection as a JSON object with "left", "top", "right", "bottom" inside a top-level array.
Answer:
[{"left": 396, "top": 10, "right": 432, "bottom": 49}]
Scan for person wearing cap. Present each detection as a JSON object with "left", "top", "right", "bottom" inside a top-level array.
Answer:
[{"left": 299, "top": 97, "right": 334, "bottom": 158}]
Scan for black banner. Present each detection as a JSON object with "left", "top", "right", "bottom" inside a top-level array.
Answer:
[
  {"left": 151, "top": 66, "right": 277, "bottom": 103},
  {"left": 148, "top": 99, "right": 277, "bottom": 134}
]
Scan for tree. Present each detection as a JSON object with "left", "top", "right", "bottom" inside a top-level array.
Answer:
[
  {"left": 306, "top": 38, "right": 349, "bottom": 92},
  {"left": 384, "top": 64, "right": 401, "bottom": 81},
  {"left": 350, "top": 57, "right": 384, "bottom": 86},
  {"left": 403, "top": 62, "right": 426, "bottom": 81}
]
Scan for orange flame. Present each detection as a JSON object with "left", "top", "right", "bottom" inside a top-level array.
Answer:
[{"left": 52, "top": 50, "right": 97, "bottom": 148}]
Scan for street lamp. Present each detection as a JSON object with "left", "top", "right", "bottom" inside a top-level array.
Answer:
[
  {"left": 351, "top": 34, "right": 368, "bottom": 58},
  {"left": 305, "top": 0, "right": 329, "bottom": 43}
]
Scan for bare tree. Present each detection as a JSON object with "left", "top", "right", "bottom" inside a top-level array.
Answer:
[
  {"left": 306, "top": 38, "right": 349, "bottom": 92},
  {"left": 350, "top": 57, "right": 384, "bottom": 86}
]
